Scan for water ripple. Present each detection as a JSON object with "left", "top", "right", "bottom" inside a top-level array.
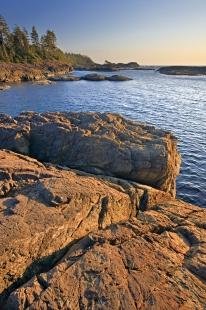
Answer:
[{"left": 0, "top": 70, "right": 205, "bottom": 207}]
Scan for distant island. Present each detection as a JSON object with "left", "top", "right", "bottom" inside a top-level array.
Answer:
[{"left": 158, "top": 66, "right": 206, "bottom": 76}]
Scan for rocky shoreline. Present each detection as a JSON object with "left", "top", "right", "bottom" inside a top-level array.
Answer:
[
  {"left": 0, "top": 112, "right": 205, "bottom": 309},
  {"left": 0, "top": 62, "right": 72, "bottom": 84}
]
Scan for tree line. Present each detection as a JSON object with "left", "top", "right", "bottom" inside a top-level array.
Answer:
[{"left": 0, "top": 15, "right": 95, "bottom": 66}]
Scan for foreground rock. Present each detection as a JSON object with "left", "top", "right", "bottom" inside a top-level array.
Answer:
[
  {"left": 0, "top": 150, "right": 205, "bottom": 309},
  {"left": 0, "top": 112, "right": 181, "bottom": 196},
  {"left": 0, "top": 62, "right": 72, "bottom": 83},
  {"left": 158, "top": 66, "right": 206, "bottom": 76}
]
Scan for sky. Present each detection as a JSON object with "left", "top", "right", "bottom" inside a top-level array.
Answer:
[{"left": 1, "top": 0, "right": 206, "bottom": 65}]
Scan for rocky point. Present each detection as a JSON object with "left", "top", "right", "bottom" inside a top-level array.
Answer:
[{"left": 0, "top": 112, "right": 205, "bottom": 309}]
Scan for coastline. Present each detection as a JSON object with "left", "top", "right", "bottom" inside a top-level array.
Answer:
[
  {"left": 0, "top": 62, "right": 72, "bottom": 84},
  {"left": 0, "top": 112, "right": 205, "bottom": 308}
]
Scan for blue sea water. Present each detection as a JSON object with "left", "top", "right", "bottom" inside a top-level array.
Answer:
[{"left": 0, "top": 70, "right": 205, "bottom": 207}]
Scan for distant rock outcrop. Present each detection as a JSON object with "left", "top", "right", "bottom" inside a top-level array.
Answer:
[
  {"left": 0, "top": 112, "right": 181, "bottom": 196},
  {"left": 81, "top": 73, "right": 132, "bottom": 81},
  {"left": 158, "top": 66, "right": 206, "bottom": 76},
  {"left": 75, "top": 61, "right": 140, "bottom": 71}
]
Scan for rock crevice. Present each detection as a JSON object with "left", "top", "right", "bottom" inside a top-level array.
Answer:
[{"left": 0, "top": 113, "right": 205, "bottom": 309}]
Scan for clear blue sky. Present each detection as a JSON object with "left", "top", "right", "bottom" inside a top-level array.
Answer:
[{"left": 1, "top": 0, "right": 206, "bottom": 65}]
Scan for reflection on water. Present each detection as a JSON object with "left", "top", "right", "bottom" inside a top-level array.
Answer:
[{"left": 0, "top": 70, "right": 205, "bottom": 207}]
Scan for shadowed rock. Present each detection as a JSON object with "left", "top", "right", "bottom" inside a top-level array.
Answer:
[
  {"left": 0, "top": 112, "right": 181, "bottom": 196},
  {"left": 106, "top": 75, "right": 132, "bottom": 81},
  {"left": 80, "top": 73, "right": 132, "bottom": 81},
  {"left": 158, "top": 66, "right": 206, "bottom": 76},
  {"left": 49, "top": 75, "right": 80, "bottom": 81},
  {"left": 81, "top": 73, "right": 106, "bottom": 81}
]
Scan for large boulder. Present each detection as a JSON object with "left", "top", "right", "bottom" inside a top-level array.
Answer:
[
  {"left": 106, "top": 75, "right": 132, "bottom": 81},
  {"left": 0, "top": 150, "right": 205, "bottom": 309},
  {"left": 0, "top": 112, "right": 181, "bottom": 196},
  {"left": 81, "top": 73, "right": 106, "bottom": 81}
]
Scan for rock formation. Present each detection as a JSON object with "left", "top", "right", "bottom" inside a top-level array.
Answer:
[
  {"left": 158, "top": 66, "right": 206, "bottom": 76},
  {"left": 81, "top": 74, "right": 106, "bottom": 81},
  {"left": 0, "top": 112, "right": 205, "bottom": 309},
  {"left": 0, "top": 149, "right": 205, "bottom": 309},
  {"left": 78, "top": 61, "right": 140, "bottom": 72},
  {"left": 0, "top": 85, "right": 11, "bottom": 91},
  {"left": 80, "top": 73, "right": 132, "bottom": 81},
  {"left": 106, "top": 75, "right": 132, "bottom": 81},
  {"left": 0, "top": 62, "right": 72, "bottom": 83},
  {"left": 49, "top": 75, "right": 80, "bottom": 81},
  {"left": 0, "top": 112, "right": 181, "bottom": 196}
]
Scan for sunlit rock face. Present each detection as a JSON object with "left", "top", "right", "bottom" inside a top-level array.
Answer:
[
  {"left": 0, "top": 150, "right": 205, "bottom": 309},
  {"left": 0, "top": 113, "right": 204, "bottom": 309},
  {"left": 0, "top": 62, "right": 72, "bottom": 83}
]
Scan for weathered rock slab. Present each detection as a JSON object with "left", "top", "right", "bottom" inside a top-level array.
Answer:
[
  {"left": 0, "top": 150, "right": 205, "bottom": 309},
  {"left": 0, "top": 150, "right": 142, "bottom": 298},
  {"left": 5, "top": 201, "right": 206, "bottom": 310},
  {"left": 0, "top": 112, "right": 181, "bottom": 196}
]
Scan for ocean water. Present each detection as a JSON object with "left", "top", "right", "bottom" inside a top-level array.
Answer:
[{"left": 0, "top": 70, "right": 205, "bottom": 207}]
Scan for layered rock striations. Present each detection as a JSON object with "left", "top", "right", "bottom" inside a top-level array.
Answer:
[{"left": 0, "top": 113, "right": 205, "bottom": 309}]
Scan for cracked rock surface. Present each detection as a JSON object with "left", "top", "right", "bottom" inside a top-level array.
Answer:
[
  {"left": 0, "top": 112, "right": 181, "bottom": 196},
  {"left": 0, "top": 112, "right": 205, "bottom": 309},
  {"left": 0, "top": 149, "right": 205, "bottom": 309}
]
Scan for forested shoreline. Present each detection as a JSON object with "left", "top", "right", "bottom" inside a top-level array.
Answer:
[{"left": 0, "top": 15, "right": 95, "bottom": 67}]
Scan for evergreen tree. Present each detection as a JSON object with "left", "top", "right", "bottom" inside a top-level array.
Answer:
[
  {"left": 41, "top": 30, "right": 57, "bottom": 50},
  {"left": 0, "top": 15, "right": 95, "bottom": 66},
  {"left": 0, "top": 15, "right": 10, "bottom": 45},
  {"left": 0, "top": 15, "right": 11, "bottom": 61},
  {"left": 12, "top": 26, "right": 30, "bottom": 61},
  {"left": 31, "top": 26, "right": 39, "bottom": 46}
]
